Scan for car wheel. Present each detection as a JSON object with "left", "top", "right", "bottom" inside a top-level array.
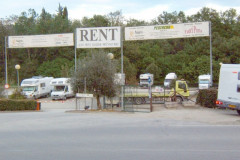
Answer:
[
  {"left": 176, "top": 97, "right": 183, "bottom": 104},
  {"left": 134, "top": 97, "right": 143, "bottom": 105}
]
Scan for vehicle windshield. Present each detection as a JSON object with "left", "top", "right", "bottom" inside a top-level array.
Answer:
[
  {"left": 140, "top": 79, "right": 148, "bottom": 82},
  {"left": 164, "top": 79, "right": 172, "bottom": 83},
  {"left": 199, "top": 79, "right": 210, "bottom": 84},
  {"left": 53, "top": 86, "right": 65, "bottom": 92},
  {"left": 22, "top": 86, "right": 37, "bottom": 92}
]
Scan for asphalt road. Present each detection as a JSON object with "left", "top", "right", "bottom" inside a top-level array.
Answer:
[{"left": 1, "top": 110, "right": 240, "bottom": 160}]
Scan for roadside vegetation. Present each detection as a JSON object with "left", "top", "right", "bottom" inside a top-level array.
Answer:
[{"left": 196, "top": 88, "right": 218, "bottom": 108}]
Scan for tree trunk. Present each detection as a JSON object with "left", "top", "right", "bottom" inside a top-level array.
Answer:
[{"left": 97, "top": 94, "right": 102, "bottom": 110}]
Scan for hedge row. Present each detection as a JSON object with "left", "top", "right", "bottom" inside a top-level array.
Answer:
[
  {"left": 0, "top": 99, "right": 37, "bottom": 111},
  {"left": 196, "top": 88, "right": 218, "bottom": 108}
]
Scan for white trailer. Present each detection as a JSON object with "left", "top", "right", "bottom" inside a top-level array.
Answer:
[
  {"left": 216, "top": 64, "right": 240, "bottom": 115},
  {"left": 198, "top": 74, "right": 211, "bottom": 89},
  {"left": 50, "top": 78, "right": 74, "bottom": 100},
  {"left": 21, "top": 76, "right": 53, "bottom": 99},
  {"left": 164, "top": 73, "right": 177, "bottom": 88},
  {"left": 139, "top": 73, "right": 153, "bottom": 87}
]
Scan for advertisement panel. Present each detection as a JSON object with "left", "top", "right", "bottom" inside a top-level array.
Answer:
[
  {"left": 8, "top": 33, "right": 74, "bottom": 48},
  {"left": 125, "top": 22, "right": 210, "bottom": 40},
  {"left": 76, "top": 27, "right": 121, "bottom": 48}
]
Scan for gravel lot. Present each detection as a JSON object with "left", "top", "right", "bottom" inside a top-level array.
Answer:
[{"left": 35, "top": 97, "right": 240, "bottom": 125}]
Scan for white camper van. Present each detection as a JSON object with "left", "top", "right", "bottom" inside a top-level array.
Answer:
[
  {"left": 164, "top": 73, "right": 177, "bottom": 88},
  {"left": 198, "top": 74, "right": 211, "bottom": 89},
  {"left": 21, "top": 76, "right": 53, "bottom": 99},
  {"left": 139, "top": 73, "right": 154, "bottom": 87},
  {"left": 216, "top": 64, "right": 240, "bottom": 115},
  {"left": 50, "top": 78, "right": 74, "bottom": 100}
]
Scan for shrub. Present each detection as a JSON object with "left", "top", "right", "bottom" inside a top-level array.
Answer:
[
  {"left": 0, "top": 99, "right": 37, "bottom": 111},
  {"left": 9, "top": 88, "right": 26, "bottom": 99},
  {"left": 196, "top": 88, "right": 217, "bottom": 108}
]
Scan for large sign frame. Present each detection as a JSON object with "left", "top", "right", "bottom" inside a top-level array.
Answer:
[
  {"left": 76, "top": 27, "right": 121, "bottom": 48},
  {"left": 8, "top": 33, "right": 74, "bottom": 48}
]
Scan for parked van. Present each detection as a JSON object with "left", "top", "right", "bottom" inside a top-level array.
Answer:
[
  {"left": 216, "top": 64, "right": 240, "bottom": 115},
  {"left": 50, "top": 78, "right": 74, "bottom": 100},
  {"left": 164, "top": 73, "right": 177, "bottom": 88},
  {"left": 198, "top": 74, "right": 211, "bottom": 89},
  {"left": 21, "top": 76, "right": 53, "bottom": 99}
]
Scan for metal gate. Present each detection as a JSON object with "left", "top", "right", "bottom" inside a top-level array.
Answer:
[{"left": 123, "top": 85, "right": 152, "bottom": 112}]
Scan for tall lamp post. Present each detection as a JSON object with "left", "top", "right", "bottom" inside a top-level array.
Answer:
[
  {"left": 15, "top": 64, "right": 21, "bottom": 88},
  {"left": 107, "top": 53, "right": 114, "bottom": 109}
]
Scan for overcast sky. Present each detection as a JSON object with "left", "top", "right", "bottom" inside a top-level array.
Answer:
[{"left": 1, "top": 0, "right": 240, "bottom": 21}]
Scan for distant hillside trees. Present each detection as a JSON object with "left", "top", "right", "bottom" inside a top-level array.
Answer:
[{"left": 0, "top": 6, "right": 239, "bottom": 86}]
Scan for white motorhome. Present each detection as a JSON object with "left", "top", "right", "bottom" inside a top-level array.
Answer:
[
  {"left": 164, "top": 73, "right": 177, "bottom": 88},
  {"left": 139, "top": 73, "right": 154, "bottom": 87},
  {"left": 50, "top": 78, "right": 74, "bottom": 100},
  {"left": 198, "top": 74, "right": 211, "bottom": 89},
  {"left": 216, "top": 64, "right": 240, "bottom": 115},
  {"left": 21, "top": 76, "right": 53, "bottom": 99}
]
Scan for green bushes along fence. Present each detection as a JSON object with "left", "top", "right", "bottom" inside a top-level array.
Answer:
[
  {"left": 196, "top": 88, "right": 218, "bottom": 108},
  {"left": 0, "top": 99, "right": 38, "bottom": 111}
]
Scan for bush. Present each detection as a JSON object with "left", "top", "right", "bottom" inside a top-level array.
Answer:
[
  {"left": 196, "top": 88, "right": 217, "bottom": 108},
  {"left": 9, "top": 88, "right": 26, "bottom": 99},
  {"left": 0, "top": 99, "right": 37, "bottom": 111}
]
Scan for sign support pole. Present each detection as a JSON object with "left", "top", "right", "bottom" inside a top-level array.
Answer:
[
  {"left": 5, "top": 36, "right": 8, "bottom": 85},
  {"left": 74, "top": 29, "right": 77, "bottom": 72},
  {"left": 209, "top": 21, "right": 213, "bottom": 86},
  {"left": 121, "top": 26, "right": 124, "bottom": 111},
  {"left": 4, "top": 36, "right": 8, "bottom": 98}
]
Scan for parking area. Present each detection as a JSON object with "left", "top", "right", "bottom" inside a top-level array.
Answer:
[{"left": 33, "top": 96, "right": 240, "bottom": 125}]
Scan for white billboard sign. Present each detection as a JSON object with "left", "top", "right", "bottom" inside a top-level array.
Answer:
[
  {"left": 125, "top": 22, "right": 210, "bottom": 41},
  {"left": 76, "top": 27, "right": 121, "bottom": 48},
  {"left": 8, "top": 33, "right": 74, "bottom": 48}
]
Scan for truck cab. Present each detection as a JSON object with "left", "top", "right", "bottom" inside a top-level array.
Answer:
[
  {"left": 139, "top": 73, "right": 153, "bottom": 87},
  {"left": 198, "top": 74, "right": 211, "bottom": 89},
  {"left": 164, "top": 73, "right": 177, "bottom": 88}
]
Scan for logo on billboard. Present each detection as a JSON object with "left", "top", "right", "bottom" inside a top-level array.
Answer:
[{"left": 154, "top": 25, "right": 174, "bottom": 30}]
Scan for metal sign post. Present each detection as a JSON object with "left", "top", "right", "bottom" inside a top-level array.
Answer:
[{"left": 148, "top": 77, "right": 152, "bottom": 112}]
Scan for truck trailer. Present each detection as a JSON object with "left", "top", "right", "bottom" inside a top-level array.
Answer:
[{"left": 126, "top": 80, "right": 189, "bottom": 105}]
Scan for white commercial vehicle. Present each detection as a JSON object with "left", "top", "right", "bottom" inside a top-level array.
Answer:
[
  {"left": 139, "top": 73, "right": 154, "bottom": 87},
  {"left": 50, "top": 78, "right": 74, "bottom": 100},
  {"left": 164, "top": 73, "right": 177, "bottom": 88},
  {"left": 21, "top": 76, "right": 53, "bottom": 99},
  {"left": 216, "top": 64, "right": 240, "bottom": 115},
  {"left": 198, "top": 74, "right": 211, "bottom": 89}
]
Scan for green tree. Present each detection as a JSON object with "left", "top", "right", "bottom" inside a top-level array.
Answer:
[
  {"left": 36, "top": 58, "right": 73, "bottom": 78},
  {"left": 71, "top": 52, "right": 118, "bottom": 109}
]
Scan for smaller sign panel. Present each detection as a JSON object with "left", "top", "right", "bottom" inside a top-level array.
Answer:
[
  {"left": 8, "top": 33, "right": 74, "bottom": 48},
  {"left": 76, "top": 27, "right": 121, "bottom": 48},
  {"left": 125, "top": 22, "right": 210, "bottom": 41},
  {"left": 76, "top": 93, "right": 94, "bottom": 98}
]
